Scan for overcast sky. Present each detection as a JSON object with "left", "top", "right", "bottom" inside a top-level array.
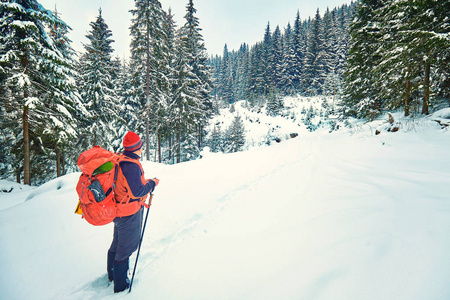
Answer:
[{"left": 38, "top": 0, "right": 354, "bottom": 58}]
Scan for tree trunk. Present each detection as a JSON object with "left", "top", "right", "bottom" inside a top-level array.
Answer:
[
  {"left": 16, "top": 167, "right": 21, "bottom": 184},
  {"left": 145, "top": 14, "right": 150, "bottom": 161},
  {"left": 176, "top": 130, "right": 181, "bottom": 164},
  {"left": 56, "top": 144, "right": 61, "bottom": 177},
  {"left": 22, "top": 49, "right": 31, "bottom": 185},
  {"left": 168, "top": 134, "right": 172, "bottom": 164},
  {"left": 422, "top": 60, "right": 430, "bottom": 115},
  {"left": 405, "top": 76, "right": 411, "bottom": 117},
  {"left": 157, "top": 134, "right": 161, "bottom": 163},
  {"left": 23, "top": 106, "right": 30, "bottom": 185},
  {"left": 198, "top": 125, "right": 202, "bottom": 150},
  {"left": 61, "top": 151, "right": 66, "bottom": 175}
]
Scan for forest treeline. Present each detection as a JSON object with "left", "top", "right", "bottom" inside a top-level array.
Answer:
[
  {"left": 210, "top": 3, "right": 355, "bottom": 105},
  {"left": 1, "top": 0, "right": 449, "bottom": 185}
]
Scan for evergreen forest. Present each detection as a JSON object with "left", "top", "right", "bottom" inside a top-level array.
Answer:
[{"left": 0, "top": 0, "right": 449, "bottom": 185}]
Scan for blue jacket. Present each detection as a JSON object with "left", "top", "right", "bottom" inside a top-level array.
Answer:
[{"left": 120, "top": 151, "right": 155, "bottom": 201}]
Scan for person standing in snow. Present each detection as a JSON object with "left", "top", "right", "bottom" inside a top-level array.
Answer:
[{"left": 107, "top": 131, "right": 159, "bottom": 293}]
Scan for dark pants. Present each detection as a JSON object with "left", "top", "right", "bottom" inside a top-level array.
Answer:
[
  {"left": 108, "top": 207, "right": 143, "bottom": 292},
  {"left": 109, "top": 207, "right": 144, "bottom": 261}
]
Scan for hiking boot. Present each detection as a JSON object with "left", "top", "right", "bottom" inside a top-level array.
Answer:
[
  {"left": 113, "top": 259, "right": 130, "bottom": 293},
  {"left": 107, "top": 250, "right": 115, "bottom": 282}
]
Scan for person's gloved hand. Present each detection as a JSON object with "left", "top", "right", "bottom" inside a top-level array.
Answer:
[{"left": 148, "top": 178, "right": 159, "bottom": 186}]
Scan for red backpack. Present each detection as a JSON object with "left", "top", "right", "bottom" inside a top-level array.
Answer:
[{"left": 75, "top": 146, "right": 120, "bottom": 226}]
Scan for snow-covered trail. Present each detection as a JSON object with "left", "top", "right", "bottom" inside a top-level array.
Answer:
[
  {"left": 133, "top": 132, "right": 450, "bottom": 299},
  {"left": 1, "top": 129, "right": 450, "bottom": 300}
]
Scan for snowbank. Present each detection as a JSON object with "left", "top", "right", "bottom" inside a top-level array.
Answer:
[{"left": 0, "top": 179, "right": 35, "bottom": 210}]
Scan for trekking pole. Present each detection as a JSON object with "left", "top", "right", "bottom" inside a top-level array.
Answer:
[{"left": 129, "top": 193, "right": 153, "bottom": 293}]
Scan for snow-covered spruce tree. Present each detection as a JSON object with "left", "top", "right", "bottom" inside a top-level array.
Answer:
[
  {"left": 271, "top": 25, "right": 284, "bottom": 92},
  {"left": 224, "top": 114, "right": 246, "bottom": 153},
  {"left": 159, "top": 8, "right": 178, "bottom": 163},
  {"left": 234, "top": 43, "right": 250, "bottom": 102},
  {"left": 343, "top": 0, "right": 449, "bottom": 118},
  {"left": 130, "top": 0, "right": 170, "bottom": 161},
  {"left": 292, "top": 11, "right": 307, "bottom": 92},
  {"left": 333, "top": 6, "right": 351, "bottom": 81},
  {"left": 209, "top": 55, "right": 221, "bottom": 103},
  {"left": 368, "top": 0, "right": 421, "bottom": 116},
  {"left": 171, "top": 0, "right": 212, "bottom": 163},
  {"left": 261, "top": 22, "right": 274, "bottom": 95},
  {"left": 301, "top": 9, "right": 327, "bottom": 96},
  {"left": 171, "top": 28, "right": 197, "bottom": 163},
  {"left": 184, "top": 0, "right": 213, "bottom": 147},
  {"left": 321, "top": 8, "right": 338, "bottom": 97},
  {"left": 111, "top": 57, "right": 133, "bottom": 152},
  {"left": 78, "top": 8, "right": 121, "bottom": 151},
  {"left": 0, "top": 0, "right": 80, "bottom": 184},
  {"left": 266, "top": 88, "right": 284, "bottom": 116},
  {"left": 248, "top": 42, "right": 265, "bottom": 101},
  {"left": 342, "top": 0, "right": 387, "bottom": 119},
  {"left": 40, "top": 6, "right": 84, "bottom": 178},
  {"left": 429, "top": 0, "right": 450, "bottom": 102},
  {"left": 379, "top": 0, "right": 450, "bottom": 115},
  {"left": 304, "top": 106, "right": 318, "bottom": 132},
  {"left": 208, "top": 124, "right": 224, "bottom": 153},
  {"left": 218, "top": 44, "right": 235, "bottom": 104},
  {"left": 280, "top": 23, "right": 296, "bottom": 95},
  {"left": 323, "top": 6, "right": 351, "bottom": 100}
]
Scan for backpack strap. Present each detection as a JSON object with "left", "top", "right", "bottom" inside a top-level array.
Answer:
[
  {"left": 113, "top": 162, "right": 119, "bottom": 190},
  {"left": 114, "top": 155, "right": 150, "bottom": 209}
]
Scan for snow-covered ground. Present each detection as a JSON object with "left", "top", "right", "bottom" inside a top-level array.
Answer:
[{"left": 1, "top": 100, "right": 450, "bottom": 299}]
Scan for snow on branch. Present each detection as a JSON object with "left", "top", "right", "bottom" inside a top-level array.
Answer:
[{"left": 24, "top": 97, "right": 40, "bottom": 109}]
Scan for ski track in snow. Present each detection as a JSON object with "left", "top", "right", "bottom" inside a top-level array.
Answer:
[{"left": 135, "top": 139, "right": 315, "bottom": 285}]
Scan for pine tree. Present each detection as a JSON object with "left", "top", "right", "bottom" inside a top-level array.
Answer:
[
  {"left": 342, "top": 0, "right": 386, "bottom": 119},
  {"left": 280, "top": 23, "right": 296, "bottom": 95},
  {"left": 78, "top": 8, "right": 121, "bottom": 151},
  {"left": 302, "top": 9, "right": 327, "bottom": 96},
  {"left": 235, "top": 44, "right": 250, "bottom": 101},
  {"left": 387, "top": 0, "right": 450, "bottom": 115},
  {"left": 113, "top": 58, "right": 135, "bottom": 152},
  {"left": 44, "top": 6, "right": 84, "bottom": 178},
  {"left": 248, "top": 42, "right": 265, "bottom": 100},
  {"left": 343, "top": 0, "right": 449, "bottom": 118},
  {"left": 209, "top": 124, "right": 224, "bottom": 153},
  {"left": 219, "top": 44, "right": 234, "bottom": 103},
  {"left": 334, "top": 6, "right": 351, "bottom": 78},
  {"left": 225, "top": 114, "right": 245, "bottom": 153},
  {"left": 0, "top": 0, "right": 79, "bottom": 184},
  {"left": 292, "top": 11, "right": 307, "bottom": 92},
  {"left": 262, "top": 23, "right": 274, "bottom": 95},
  {"left": 321, "top": 8, "right": 337, "bottom": 97},
  {"left": 130, "top": 0, "right": 167, "bottom": 160},
  {"left": 266, "top": 89, "right": 284, "bottom": 116},
  {"left": 159, "top": 8, "right": 177, "bottom": 163},
  {"left": 271, "top": 25, "right": 283, "bottom": 91},
  {"left": 171, "top": 0, "right": 212, "bottom": 162}
]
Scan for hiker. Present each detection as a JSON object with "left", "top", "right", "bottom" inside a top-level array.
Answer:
[{"left": 107, "top": 131, "right": 159, "bottom": 293}]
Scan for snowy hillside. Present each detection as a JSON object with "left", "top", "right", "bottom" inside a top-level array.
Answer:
[
  {"left": 208, "top": 96, "right": 340, "bottom": 149},
  {"left": 1, "top": 106, "right": 450, "bottom": 300}
]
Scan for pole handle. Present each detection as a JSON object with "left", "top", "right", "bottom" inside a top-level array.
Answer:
[{"left": 148, "top": 193, "right": 154, "bottom": 206}]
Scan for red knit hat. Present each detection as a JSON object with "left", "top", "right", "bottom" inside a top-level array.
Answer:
[{"left": 123, "top": 131, "right": 143, "bottom": 152}]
